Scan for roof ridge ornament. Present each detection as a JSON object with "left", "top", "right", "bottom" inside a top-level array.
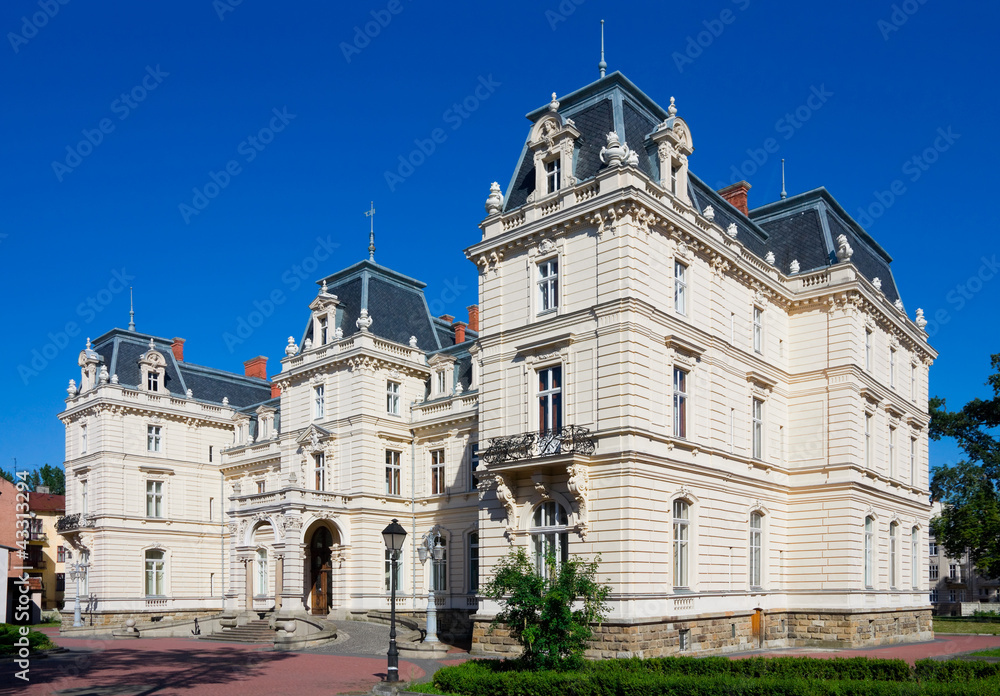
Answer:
[
  {"left": 128, "top": 286, "right": 136, "bottom": 331},
  {"left": 485, "top": 182, "right": 504, "bottom": 216},
  {"left": 598, "top": 20, "right": 606, "bottom": 78},
  {"left": 548, "top": 92, "right": 559, "bottom": 112},
  {"left": 365, "top": 201, "right": 376, "bottom": 262},
  {"left": 668, "top": 96, "right": 677, "bottom": 117},
  {"left": 835, "top": 234, "right": 854, "bottom": 262},
  {"left": 780, "top": 158, "right": 788, "bottom": 200}
]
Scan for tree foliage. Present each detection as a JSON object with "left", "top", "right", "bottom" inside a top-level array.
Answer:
[
  {"left": 0, "top": 465, "right": 65, "bottom": 494},
  {"left": 929, "top": 353, "right": 1000, "bottom": 579},
  {"left": 482, "top": 547, "right": 610, "bottom": 671}
]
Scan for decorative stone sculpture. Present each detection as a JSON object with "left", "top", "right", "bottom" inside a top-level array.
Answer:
[
  {"left": 186, "top": 388, "right": 193, "bottom": 399},
  {"left": 409, "top": 336, "right": 418, "bottom": 348},
  {"left": 915, "top": 308, "right": 927, "bottom": 329},
  {"left": 111, "top": 374, "right": 119, "bottom": 385},
  {"left": 599, "top": 131, "right": 626, "bottom": 167},
  {"left": 873, "top": 277, "right": 882, "bottom": 291},
  {"left": 303, "top": 338, "right": 312, "bottom": 351},
  {"left": 548, "top": 92, "right": 559, "bottom": 112},
  {"left": 67, "top": 379, "right": 77, "bottom": 397},
  {"left": 626, "top": 149, "right": 639, "bottom": 167},
  {"left": 98, "top": 365, "right": 110, "bottom": 385},
  {"left": 485, "top": 182, "right": 504, "bottom": 216},
  {"left": 727, "top": 223, "right": 738, "bottom": 239},
  {"left": 222, "top": 397, "right": 229, "bottom": 407},
  {"left": 668, "top": 96, "right": 678, "bottom": 117},
  {"left": 320, "top": 280, "right": 328, "bottom": 294},
  {"left": 765, "top": 251, "right": 775, "bottom": 265},
  {"left": 356, "top": 308, "right": 373, "bottom": 332},
  {"left": 703, "top": 205, "right": 715, "bottom": 222},
  {"left": 285, "top": 336, "right": 298, "bottom": 356},
  {"left": 835, "top": 234, "right": 853, "bottom": 262},
  {"left": 894, "top": 299, "right": 904, "bottom": 311},
  {"left": 790, "top": 259, "right": 800, "bottom": 274},
  {"left": 334, "top": 327, "right": 343, "bottom": 339}
]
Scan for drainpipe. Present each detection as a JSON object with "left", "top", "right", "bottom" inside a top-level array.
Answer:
[
  {"left": 221, "top": 470, "right": 225, "bottom": 608},
  {"left": 411, "top": 429, "right": 417, "bottom": 610}
]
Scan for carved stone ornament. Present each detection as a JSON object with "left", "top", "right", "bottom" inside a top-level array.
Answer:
[
  {"left": 567, "top": 463, "right": 590, "bottom": 536},
  {"left": 872, "top": 277, "right": 882, "bottom": 291},
  {"left": 478, "top": 474, "right": 517, "bottom": 532},
  {"left": 111, "top": 374, "right": 119, "bottom": 385},
  {"left": 836, "top": 234, "right": 854, "bottom": 262},
  {"left": 789, "top": 259, "right": 800, "bottom": 274},
  {"left": 915, "top": 308, "right": 927, "bottom": 330},
  {"left": 626, "top": 148, "right": 639, "bottom": 167},
  {"left": 98, "top": 365, "right": 109, "bottom": 385},
  {"left": 599, "top": 131, "right": 627, "bottom": 167},
  {"left": 303, "top": 338, "right": 312, "bottom": 351},
  {"left": 727, "top": 223, "right": 738, "bottom": 239},
  {"left": 703, "top": 205, "right": 715, "bottom": 221},
  {"left": 765, "top": 251, "right": 776, "bottom": 266},
  {"left": 548, "top": 92, "right": 559, "bottom": 112},
  {"left": 334, "top": 327, "right": 343, "bottom": 339},
  {"left": 485, "top": 181, "right": 504, "bottom": 216},
  {"left": 186, "top": 388, "right": 193, "bottom": 399},
  {"left": 67, "top": 379, "right": 77, "bottom": 397},
  {"left": 894, "top": 299, "right": 904, "bottom": 311},
  {"left": 538, "top": 238, "right": 556, "bottom": 254},
  {"left": 285, "top": 336, "right": 298, "bottom": 356},
  {"left": 356, "top": 309, "right": 373, "bottom": 332},
  {"left": 409, "top": 335, "right": 418, "bottom": 348}
]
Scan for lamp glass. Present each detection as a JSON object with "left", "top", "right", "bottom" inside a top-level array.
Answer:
[{"left": 382, "top": 518, "right": 407, "bottom": 552}]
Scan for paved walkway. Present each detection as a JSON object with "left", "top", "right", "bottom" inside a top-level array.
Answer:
[{"left": 4, "top": 627, "right": 1000, "bottom": 695}]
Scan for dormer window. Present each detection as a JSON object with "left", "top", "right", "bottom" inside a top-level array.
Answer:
[
  {"left": 545, "top": 159, "right": 560, "bottom": 194},
  {"left": 436, "top": 370, "right": 447, "bottom": 396},
  {"left": 319, "top": 317, "right": 329, "bottom": 344},
  {"left": 670, "top": 161, "right": 680, "bottom": 195},
  {"left": 147, "top": 372, "right": 159, "bottom": 392}
]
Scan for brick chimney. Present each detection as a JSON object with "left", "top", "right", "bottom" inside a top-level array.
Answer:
[
  {"left": 453, "top": 320, "right": 467, "bottom": 344},
  {"left": 439, "top": 314, "right": 454, "bottom": 323},
  {"left": 467, "top": 305, "right": 480, "bottom": 333},
  {"left": 271, "top": 383, "right": 281, "bottom": 399},
  {"left": 718, "top": 181, "right": 751, "bottom": 216},
  {"left": 243, "top": 356, "right": 268, "bottom": 380},
  {"left": 171, "top": 337, "right": 185, "bottom": 362}
]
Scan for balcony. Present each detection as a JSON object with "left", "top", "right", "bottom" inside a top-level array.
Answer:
[
  {"left": 56, "top": 513, "right": 95, "bottom": 533},
  {"left": 28, "top": 531, "right": 48, "bottom": 544},
  {"left": 482, "top": 426, "right": 596, "bottom": 467}
]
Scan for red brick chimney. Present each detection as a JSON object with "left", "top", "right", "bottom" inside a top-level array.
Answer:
[
  {"left": 171, "top": 337, "right": 185, "bottom": 362},
  {"left": 467, "top": 305, "right": 480, "bottom": 333},
  {"left": 453, "top": 320, "right": 467, "bottom": 344},
  {"left": 718, "top": 181, "right": 751, "bottom": 216},
  {"left": 243, "top": 356, "right": 268, "bottom": 380},
  {"left": 439, "top": 314, "right": 454, "bottom": 323},
  {"left": 271, "top": 383, "right": 281, "bottom": 399}
]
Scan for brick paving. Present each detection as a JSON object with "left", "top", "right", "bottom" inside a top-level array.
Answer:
[{"left": 4, "top": 627, "right": 1000, "bottom": 695}]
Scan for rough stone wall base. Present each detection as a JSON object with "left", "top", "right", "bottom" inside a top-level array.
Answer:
[
  {"left": 60, "top": 608, "right": 222, "bottom": 632},
  {"left": 472, "top": 608, "right": 933, "bottom": 658}
]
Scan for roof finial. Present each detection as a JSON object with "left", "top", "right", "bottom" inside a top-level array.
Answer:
[
  {"left": 365, "top": 201, "right": 376, "bottom": 262},
  {"left": 128, "top": 287, "right": 136, "bottom": 331},
  {"left": 780, "top": 158, "right": 787, "bottom": 200},
  {"left": 598, "top": 20, "right": 606, "bottom": 78}
]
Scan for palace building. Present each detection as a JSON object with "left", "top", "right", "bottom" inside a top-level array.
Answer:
[{"left": 57, "top": 69, "right": 936, "bottom": 653}]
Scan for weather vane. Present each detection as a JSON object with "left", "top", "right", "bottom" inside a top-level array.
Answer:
[{"left": 365, "top": 201, "right": 376, "bottom": 262}]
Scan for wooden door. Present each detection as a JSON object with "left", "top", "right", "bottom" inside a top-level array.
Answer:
[
  {"left": 752, "top": 609, "right": 764, "bottom": 646},
  {"left": 309, "top": 527, "right": 333, "bottom": 615},
  {"left": 311, "top": 564, "right": 330, "bottom": 615}
]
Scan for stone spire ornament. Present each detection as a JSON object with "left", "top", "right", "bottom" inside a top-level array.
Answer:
[
  {"left": 790, "top": 259, "right": 800, "bottom": 274},
  {"left": 548, "top": 92, "right": 559, "bottom": 112},
  {"left": 915, "top": 308, "right": 927, "bottom": 330},
  {"left": 485, "top": 182, "right": 504, "bottom": 216},
  {"left": 365, "top": 201, "right": 376, "bottom": 262},
  {"left": 765, "top": 251, "right": 776, "bottom": 265},
  {"left": 285, "top": 336, "right": 298, "bottom": 356},
  {"left": 598, "top": 19, "right": 606, "bottom": 78},
  {"left": 356, "top": 308, "right": 373, "bottom": 332},
  {"left": 835, "top": 234, "right": 854, "bottom": 262},
  {"left": 668, "top": 96, "right": 677, "bottom": 118},
  {"left": 600, "top": 131, "right": 626, "bottom": 167},
  {"left": 703, "top": 205, "right": 715, "bottom": 222},
  {"left": 727, "top": 223, "right": 738, "bottom": 239},
  {"left": 128, "top": 286, "right": 136, "bottom": 331},
  {"left": 67, "top": 379, "right": 77, "bottom": 397}
]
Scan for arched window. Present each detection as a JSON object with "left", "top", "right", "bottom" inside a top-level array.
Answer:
[
  {"left": 749, "top": 512, "right": 763, "bottom": 588},
  {"left": 256, "top": 549, "right": 268, "bottom": 597},
  {"left": 468, "top": 532, "right": 479, "bottom": 594},
  {"left": 911, "top": 527, "right": 920, "bottom": 590},
  {"left": 145, "top": 549, "right": 165, "bottom": 597},
  {"left": 864, "top": 517, "right": 875, "bottom": 588},
  {"left": 889, "top": 522, "right": 898, "bottom": 589},
  {"left": 531, "top": 501, "right": 569, "bottom": 578},
  {"left": 673, "top": 500, "right": 690, "bottom": 588}
]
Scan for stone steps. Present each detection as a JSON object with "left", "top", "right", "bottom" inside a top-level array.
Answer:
[{"left": 201, "top": 619, "right": 274, "bottom": 644}]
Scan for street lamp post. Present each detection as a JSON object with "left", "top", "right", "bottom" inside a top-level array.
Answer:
[
  {"left": 417, "top": 532, "right": 443, "bottom": 644},
  {"left": 381, "top": 518, "right": 407, "bottom": 684},
  {"left": 70, "top": 560, "right": 89, "bottom": 628}
]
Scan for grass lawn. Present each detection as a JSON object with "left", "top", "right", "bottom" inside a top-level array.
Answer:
[
  {"left": 934, "top": 618, "right": 1000, "bottom": 635},
  {"left": 970, "top": 647, "right": 1000, "bottom": 657}
]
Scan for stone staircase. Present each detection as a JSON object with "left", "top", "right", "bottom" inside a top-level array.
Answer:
[{"left": 201, "top": 619, "right": 274, "bottom": 643}]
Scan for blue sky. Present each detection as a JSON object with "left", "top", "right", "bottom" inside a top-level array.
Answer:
[{"left": 1, "top": 0, "right": 994, "bottom": 475}]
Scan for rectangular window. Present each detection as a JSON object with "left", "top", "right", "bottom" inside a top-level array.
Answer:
[
  {"left": 910, "top": 438, "right": 917, "bottom": 484},
  {"left": 436, "top": 370, "right": 447, "bottom": 396},
  {"left": 469, "top": 443, "right": 480, "bottom": 491},
  {"left": 930, "top": 590, "right": 938, "bottom": 603},
  {"left": 57, "top": 546, "right": 66, "bottom": 563},
  {"left": 385, "top": 450, "right": 401, "bottom": 496},
  {"left": 673, "top": 367, "right": 688, "bottom": 439},
  {"left": 147, "top": 425, "right": 162, "bottom": 453},
  {"left": 890, "top": 348, "right": 896, "bottom": 388},
  {"left": 209, "top": 445, "right": 213, "bottom": 463},
  {"left": 81, "top": 424, "right": 88, "bottom": 454},
  {"left": 864, "top": 518, "right": 874, "bottom": 588},
  {"left": 674, "top": 261, "right": 687, "bottom": 316},
  {"left": 314, "top": 385, "right": 325, "bottom": 419},
  {"left": 753, "top": 307, "right": 763, "bottom": 354},
  {"left": 865, "top": 330, "right": 872, "bottom": 372},
  {"left": 384, "top": 550, "right": 403, "bottom": 592},
  {"left": 889, "top": 426, "right": 896, "bottom": 478},
  {"left": 929, "top": 541, "right": 938, "bottom": 556},
  {"left": 319, "top": 316, "right": 329, "bottom": 344},
  {"left": 314, "top": 453, "right": 325, "bottom": 491},
  {"left": 469, "top": 533, "right": 479, "bottom": 593},
  {"left": 670, "top": 162, "right": 680, "bottom": 195},
  {"left": 751, "top": 398, "right": 763, "bottom": 460},
  {"left": 865, "top": 414, "right": 873, "bottom": 468},
  {"left": 145, "top": 551, "right": 165, "bottom": 596},
  {"left": 949, "top": 590, "right": 956, "bottom": 603},
  {"left": 430, "top": 449, "right": 445, "bottom": 495},
  {"left": 545, "top": 158, "right": 560, "bottom": 194},
  {"left": 538, "top": 259, "right": 558, "bottom": 313},
  {"left": 146, "top": 480, "right": 163, "bottom": 518},
  {"left": 147, "top": 372, "right": 159, "bottom": 392},
  {"left": 81, "top": 480, "right": 88, "bottom": 515},
  {"left": 672, "top": 500, "right": 689, "bottom": 588},
  {"left": 209, "top": 497, "right": 214, "bottom": 521},
  {"left": 749, "top": 513, "right": 763, "bottom": 588},
  {"left": 911, "top": 364, "right": 917, "bottom": 401},
  {"left": 679, "top": 629, "right": 690, "bottom": 651},
  {"left": 929, "top": 564, "right": 939, "bottom": 580},
  {"left": 256, "top": 480, "right": 265, "bottom": 494},
  {"left": 949, "top": 563, "right": 957, "bottom": 579},
  {"left": 386, "top": 381, "right": 400, "bottom": 415},
  {"left": 912, "top": 528, "right": 920, "bottom": 590},
  {"left": 537, "top": 366, "right": 563, "bottom": 434},
  {"left": 56, "top": 573, "right": 65, "bottom": 592},
  {"left": 890, "top": 523, "right": 898, "bottom": 589}
]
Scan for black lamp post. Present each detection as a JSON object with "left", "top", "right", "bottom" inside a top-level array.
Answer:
[{"left": 382, "top": 518, "right": 407, "bottom": 683}]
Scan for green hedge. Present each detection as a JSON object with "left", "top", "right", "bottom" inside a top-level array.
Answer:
[
  {"left": 425, "top": 658, "right": 1000, "bottom": 696},
  {"left": 0, "top": 623, "right": 56, "bottom": 655}
]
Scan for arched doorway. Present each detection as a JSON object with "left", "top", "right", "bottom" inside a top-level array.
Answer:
[{"left": 309, "top": 526, "right": 334, "bottom": 615}]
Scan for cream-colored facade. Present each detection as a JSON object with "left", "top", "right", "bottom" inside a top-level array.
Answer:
[{"left": 59, "top": 70, "right": 935, "bottom": 652}]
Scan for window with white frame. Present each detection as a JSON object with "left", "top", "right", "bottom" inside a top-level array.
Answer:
[
  {"left": 674, "top": 261, "right": 687, "bottom": 316},
  {"left": 949, "top": 563, "right": 957, "bottom": 579},
  {"left": 319, "top": 316, "right": 329, "bottom": 344},
  {"left": 911, "top": 527, "right": 920, "bottom": 590},
  {"left": 673, "top": 367, "right": 688, "bottom": 439},
  {"left": 255, "top": 549, "right": 268, "bottom": 596},
  {"left": 313, "top": 384, "right": 325, "bottom": 419},
  {"left": 545, "top": 158, "right": 560, "bottom": 194},
  {"left": 864, "top": 517, "right": 875, "bottom": 588},
  {"left": 929, "top": 541, "right": 938, "bottom": 556},
  {"left": 436, "top": 370, "right": 448, "bottom": 396},
  {"left": 751, "top": 398, "right": 763, "bottom": 460},
  {"left": 910, "top": 437, "right": 917, "bottom": 484},
  {"left": 81, "top": 480, "right": 88, "bottom": 514},
  {"left": 81, "top": 423, "right": 88, "bottom": 455},
  {"left": 865, "top": 414, "right": 873, "bottom": 468},
  {"left": 889, "top": 426, "right": 896, "bottom": 478},
  {"left": 531, "top": 501, "right": 569, "bottom": 578},
  {"left": 432, "top": 538, "right": 448, "bottom": 591},
  {"left": 145, "top": 549, "right": 165, "bottom": 596},
  {"left": 749, "top": 512, "right": 763, "bottom": 588},
  {"left": 670, "top": 161, "right": 680, "bottom": 195},
  {"left": 307, "top": 454, "right": 324, "bottom": 491},
  {"left": 146, "top": 480, "right": 163, "bottom": 518},
  {"left": 384, "top": 549, "right": 403, "bottom": 592},
  {"left": 673, "top": 499, "right": 690, "bottom": 588},
  {"left": 147, "top": 371, "right": 159, "bottom": 392},
  {"left": 537, "top": 366, "right": 562, "bottom": 434},
  {"left": 430, "top": 449, "right": 445, "bottom": 495},
  {"left": 890, "top": 348, "right": 896, "bottom": 388},
  {"left": 147, "top": 425, "right": 162, "bottom": 453},
  {"left": 865, "top": 329, "right": 873, "bottom": 372},
  {"left": 911, "top": 364, "right": 917, "bottom": 401},
  {"left": 385, "top": 450, "right": 401, "bottom": 495},
  {"left": 729, "top": 407, "right": 736, "bottom": 453},
  {"left": 538, "top": 258, "right": 558, "bottom": 313},
  {"left": 889, "top": 522, "right": 898, "bottom": 589},
  {"left": 929, "top": 564, "right": 939, "bottom": 580},
  {"left": 752, "top": 306, "right": 763, "bottom": 354},
  {"left": 468, "top": 532, "right": 479, "bottom": 593},
  {"left": 469, "top": 443, "right": 480, "bottom": 491},
  {"left": 386, "top": 381, "right": 400, "bottom": 415}
]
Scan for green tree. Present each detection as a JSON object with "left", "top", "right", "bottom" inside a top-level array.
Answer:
[
  {"left": 482, "top": 547, "right": 610, "bottom": 670},
  {"left": 26, "top": 464, "right": 66, "bottom": 495},
  {"left": 930, "top": 353, "right": 1000, "bottom": 579}
]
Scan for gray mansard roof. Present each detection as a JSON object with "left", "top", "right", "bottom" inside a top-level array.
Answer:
[
  {"left": 89, "top": 329, "right": 272, "bottom": 408},
  {"left": 503, "top": 71, "right": 902, "bottom": 305}
]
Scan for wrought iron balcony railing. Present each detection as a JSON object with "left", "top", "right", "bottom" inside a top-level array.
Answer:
[
  {"left": 56, "top": 513, "right": 95, "bottom": 533},
  {"left": 482, "top": 425, "right": 596, "bottom": 466}
]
